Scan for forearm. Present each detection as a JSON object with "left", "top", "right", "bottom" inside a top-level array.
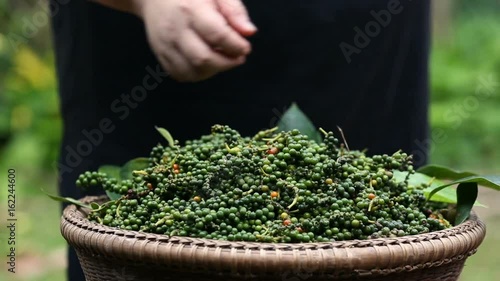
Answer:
[{"left": 89, "top": 0, "right": 144, "bottom": 18}]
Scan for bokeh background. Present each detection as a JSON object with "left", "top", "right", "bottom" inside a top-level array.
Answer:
[{"left": 0, "top": 0, "right": 499, "bottom": 280}]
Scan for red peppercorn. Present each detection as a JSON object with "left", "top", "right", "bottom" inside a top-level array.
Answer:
[
  {"left": 267, "top": 147, "right": 279, "bottom": 155},
  {"left": 270, "top": 191, "right": 279, "bottom": 199}
]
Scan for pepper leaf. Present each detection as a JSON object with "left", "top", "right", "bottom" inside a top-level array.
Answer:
[
  {"left": 393, "top": 171, "right": 452, "bottom": 202},
  {"left": 393, "top": 170, "right": 446, "bottom": 188},
  {"left": 277, "top": 102, "right": 322, "bottom": 143},
  {"left": 422, "top": 185, "right": 459, "bottom": 204},
  {"left": 155, "top": 126, "right": 176, "bottom": 148},
  {"left": 104, "top": 191, "right": 122, "bottom": 201},
  {"left": 98, "top": 165, "right": 123, "bottom": 200},
  {"left": 43, "top": 189, "right": 91, "bottom": 209},
  {"left": 98, "top": 158, "right": 149, "bottom": 199},
  {"left": 417, "top": 164, "right": 478, "bottom": 180},
  {"left": 455, "top": 182, "right": 478, "bottom": 225},
  {"left": 98, "top": 165, "right": 121, "bottom": 180},
  {"left": 119, "top": 157, "right": 149, "bottom": 181},
  {"left": 392, "top": 171, "right": 484, "bottom": 206},
  {"left": 428, "top": 175, "right": 500, "bottom": 201}
]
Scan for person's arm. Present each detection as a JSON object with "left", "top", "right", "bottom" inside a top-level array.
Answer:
[{"left": 88, "top": 0, "right": 257, "bottom": 82}]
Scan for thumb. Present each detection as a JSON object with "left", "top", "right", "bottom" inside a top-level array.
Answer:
[{"left": 216, "top": 0, "right": 257, "bottom": 36}]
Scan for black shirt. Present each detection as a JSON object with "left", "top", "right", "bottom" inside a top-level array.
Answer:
[{"left": 50, "top": 1, "right": 430, "bottom": 279}]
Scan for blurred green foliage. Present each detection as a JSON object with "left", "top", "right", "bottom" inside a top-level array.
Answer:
[
  {"left": 0, "top": 45, "right": 61, "bottom": 196},
  {"left": 0, "top": 1, "right": 61, "bottom": 201},
  {"left": 429, "top": 15, "right": 500, "bottom": 172}
]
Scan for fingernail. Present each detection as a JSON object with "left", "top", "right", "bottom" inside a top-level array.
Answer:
[{"left": 244, "top": 21, "right": 257, "bottom": 31}]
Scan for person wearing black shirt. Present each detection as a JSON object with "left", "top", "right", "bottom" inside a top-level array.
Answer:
[{"left": 49, "top": 0, "right": 431, "bottom": 280}]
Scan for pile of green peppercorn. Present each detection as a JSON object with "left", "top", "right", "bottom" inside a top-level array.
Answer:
[{"left": 76, "top": 124, "right": 450, "bottom": 243}]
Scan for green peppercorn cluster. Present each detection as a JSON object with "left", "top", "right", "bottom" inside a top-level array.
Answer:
[{"left": 76, "top": 125, "right": 449, "bottom": 243}]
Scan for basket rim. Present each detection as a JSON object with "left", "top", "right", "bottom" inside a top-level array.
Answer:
[
  {"left": 61, "top": 195, "right": 487, "bottom": 276},
  {"left": 62, "top": 195, "right": 486, "bottom": 250}
]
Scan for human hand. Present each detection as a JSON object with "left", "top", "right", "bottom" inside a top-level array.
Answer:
[{"left": 139, "top": 0, "right": 257, "bottom": 82}]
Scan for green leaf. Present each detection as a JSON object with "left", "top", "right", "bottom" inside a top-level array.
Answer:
[
  {"left": 455, "top": 182, "right": 478, "bottom": 225},
  {"left": 98, "top": 159, "right": 148, "bottom": 200},
  {"left": 277, "top": 102, "right": 322, "bottom": 143},
  {"left": 98, "top": 165, "right": 123, "bottom": 200},
  {"left": 393, "top": 171, "right": 484, "bottom": 206},
  {"left": 90, "top": 202, "right": 100, "bottom": 210},
  {"left": 417, "top": 164, "right": 478, "bottom": 180},
  {"left": 393, "top": 170, "right": 445, "bottom": 188},
  {"left": 119, "top": 157, "right": 150, "bottom": 180},
  {"left": 393, "top": 170, "right": 449, "bottom": 201},
  {"left": 43, "top": 189, "right": 91, "bottom": 209},
  {"left": 391, "top": 170, "right": 409, "bottom": 182},
  {"left": 428, "top": 175, "right": 500, "bottom": 201},
  {"left": 98, "top": 165, "right": 121, "bottom": 180},
  {"left": 422, "top": 185, "right": 458, "bottom": 204},
  {"left": 104, "top": 190, "right": 122, "bottom": 201},
  {"left": 155, "top": 126, "right": 176, "bottom": 148}
]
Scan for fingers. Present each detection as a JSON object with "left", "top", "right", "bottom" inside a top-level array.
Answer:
[
  {"left": 161, "top": 30, "right": 245, "bottom": 82},
  {"left": 187, "top": 1, "right": 252, "bottom": 57},
  {"left": 179, "top": 30, "right": 246, "bottom": 79},
  {"left": 143, "top": 0, "right": 254, "bottom": 82},
  {"left": 216, "top": 0, "right": 257, "bottom": 36}
]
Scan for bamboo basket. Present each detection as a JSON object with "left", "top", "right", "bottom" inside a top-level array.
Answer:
[{"left": 61, "top": 196, "right": 486, "bottom": 281}]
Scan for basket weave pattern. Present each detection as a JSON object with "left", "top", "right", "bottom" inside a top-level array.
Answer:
[{"left": 61, "top": 196, "right": 486, "bottom": 281}]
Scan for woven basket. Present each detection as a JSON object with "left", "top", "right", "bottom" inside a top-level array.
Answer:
[{"left": 61, "top": 196, "right": 486, "bottom": 281}]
